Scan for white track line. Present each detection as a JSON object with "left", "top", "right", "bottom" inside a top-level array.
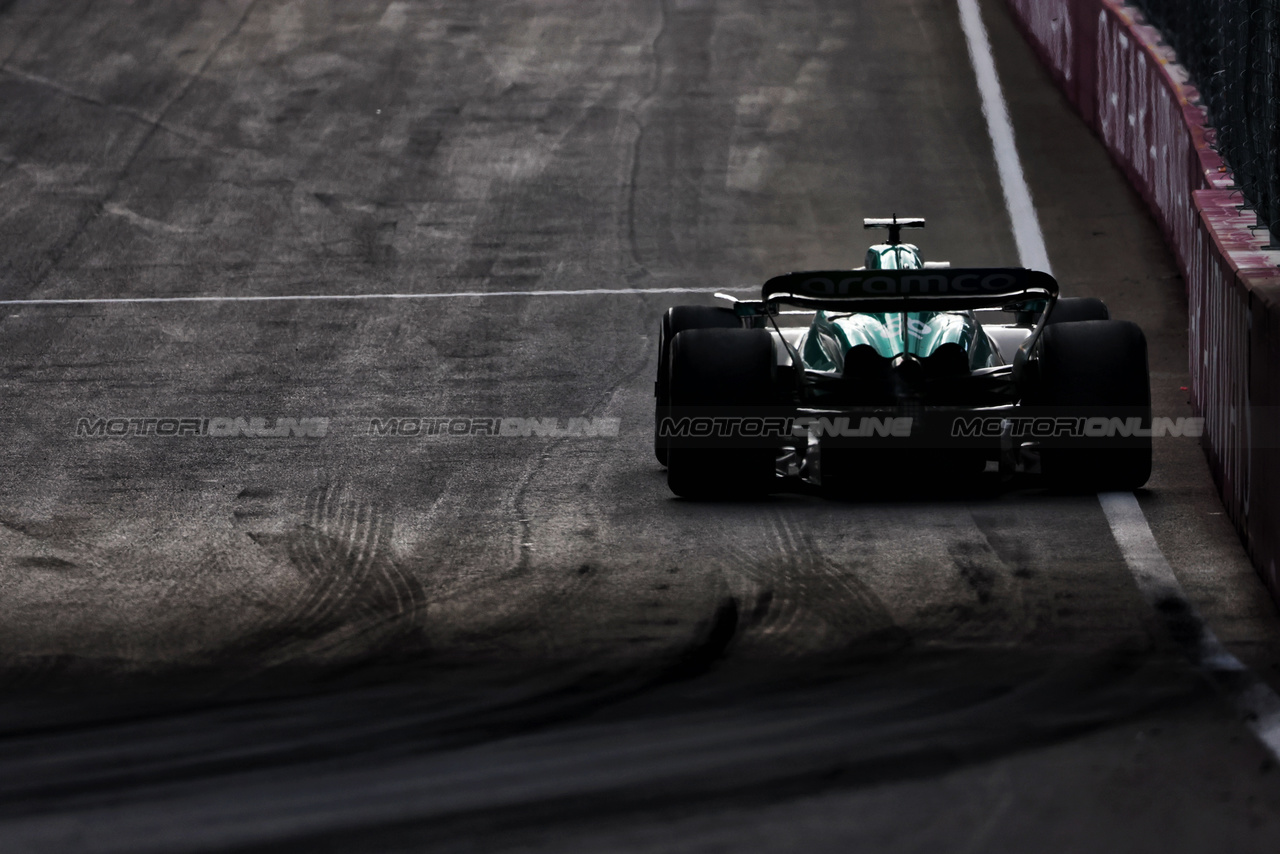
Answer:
[
  {"left": 957, "top": 0, "right": 1054, "bottom": 275},
  {"left": 1101, "top": 493, "right": 1280, "bottom": 757},
  {"left": 0, "top": 286, "right": 756, "bottom": 307},
  {"left": 961, "top": 0, "right": 1280, "bottom": 760}
]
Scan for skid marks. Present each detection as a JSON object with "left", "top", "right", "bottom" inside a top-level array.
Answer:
[
  {"left": 906, "top": 531, "right": 1033, "bottom": 645},
  {"left": 725, "top": 506, "right": 903, "bottom": 658},
  {"left": 851, "top": 506, "right": 1035, "bottom": 648},
  {"left": 969, "top": 504, "right": 1158, "bottom": 650},
  {"left": 719, "top": 503, "right": 1043, "bottom": 656},
  {"left": 263, "top": 483, "right": 426, "bottom": 662}
]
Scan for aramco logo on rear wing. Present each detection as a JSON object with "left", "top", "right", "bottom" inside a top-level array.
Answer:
[{"left": 797, "top": 272, "right": 1020, "bottom": 296}]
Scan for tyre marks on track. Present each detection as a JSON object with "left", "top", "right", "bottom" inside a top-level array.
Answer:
[
  {"left": 715, "top": 500, "right": 1101, "bottom": 658},
  {"left": 910, "top": 520, "right": 1035, "bottom": 646},
  {"left": 721, "top": 505, "right": 905, "bottom": 659},
  {"left": 246, "top": 483, "right": 427, "bottom": 665}
]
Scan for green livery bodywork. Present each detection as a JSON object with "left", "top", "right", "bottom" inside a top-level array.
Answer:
[{"left": 795, "top": 242, "right": 1002, "bottom": 373}]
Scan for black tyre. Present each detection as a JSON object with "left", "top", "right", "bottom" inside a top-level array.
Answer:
[
  {"left": 665, "top": 328, "right": 778, "bottom": 498},
  {"left": 1034, "top": 319, "right": 1151, "bottom": 491},
  {"left": 655, "top": 306, "right": 740, "bottom": 466},
  {"left": 1046, "top": 297, "right": 1109, "bottom": 325}
]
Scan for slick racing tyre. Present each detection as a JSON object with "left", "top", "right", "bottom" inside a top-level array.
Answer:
[
  {"left": 665, "top": 328, "right": 778, "bottom": 499},
  {"left": 1045, "top": 297, "right": 1109, "bottom": 324},
  {"left": 655, "top": 305, "right": 740, "bottom": 466},
  {"left": 1034, "top": 319, "right": 1151, "bottom": 491}
]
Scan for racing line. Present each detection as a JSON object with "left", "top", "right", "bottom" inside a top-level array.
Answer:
[{"left": 957, "top": 0, "right": 1280, "bottom": 759}]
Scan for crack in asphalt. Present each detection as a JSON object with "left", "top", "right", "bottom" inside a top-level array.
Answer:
[
  {"left": 509, "top": 320, "right": 658, "bottom": 579},
  {"left": 0, "top": 63, "right": 228, "bottom": 152},
  {"left": 622, "top": 0, "right": 668, "bottom": 275},
  {"left": 12, "top": 0, "right": 261, "bottom": 302}
]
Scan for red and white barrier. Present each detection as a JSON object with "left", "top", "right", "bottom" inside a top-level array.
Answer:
[{"left": 1006, "top": 0, "right": 1280, "bottom": 605}]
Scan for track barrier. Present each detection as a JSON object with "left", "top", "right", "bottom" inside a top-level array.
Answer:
[{"left": 1007, "top": 0, "right": 1280, "bottom": 604}]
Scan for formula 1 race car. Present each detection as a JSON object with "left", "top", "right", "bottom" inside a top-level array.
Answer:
[{"left": 654, "top": 217, "right": 1152, "bottom": 498}]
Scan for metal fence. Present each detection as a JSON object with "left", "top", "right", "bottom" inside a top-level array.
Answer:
[{"left": 1132, "top": 0, "right": 1280, "bottom": 245}]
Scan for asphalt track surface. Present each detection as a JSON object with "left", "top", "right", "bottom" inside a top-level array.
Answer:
[{"left": 3, "top": 0, "right": 1280, "bottom": 851}]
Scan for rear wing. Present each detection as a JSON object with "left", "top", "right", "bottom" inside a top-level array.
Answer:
[
  {"left": 758, "top": 267, "right": 1057, "bottom": 313},
  {"left": 864, "top": 216, "right": 925, "bottom": 246}
]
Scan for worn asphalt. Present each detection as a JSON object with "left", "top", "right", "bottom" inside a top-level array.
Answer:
[{"left": 2, "top": 0, "right": 1280, "bottom": 850}]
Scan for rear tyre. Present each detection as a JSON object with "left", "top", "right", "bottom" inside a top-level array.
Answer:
[
  {"left": 655, "top": 306, "right": 740, "bottom": 466},
  {"left": 1046, "top": 297, "right": 1109, "bottom": 324},
  {"left": 1034, "top": 319, "right": 1151, "bottom": 491},
  {"left": 665, "top": 328, "right": 778, "bottom": 499}
]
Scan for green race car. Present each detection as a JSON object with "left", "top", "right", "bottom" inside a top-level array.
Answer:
[{"left": 654, "top": 217, "right": 1152, "bottom": 498}]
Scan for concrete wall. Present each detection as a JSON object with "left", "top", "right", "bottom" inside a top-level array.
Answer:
[{"left": 1006, "top": 0, "right": 1280, "bottom": 603}]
